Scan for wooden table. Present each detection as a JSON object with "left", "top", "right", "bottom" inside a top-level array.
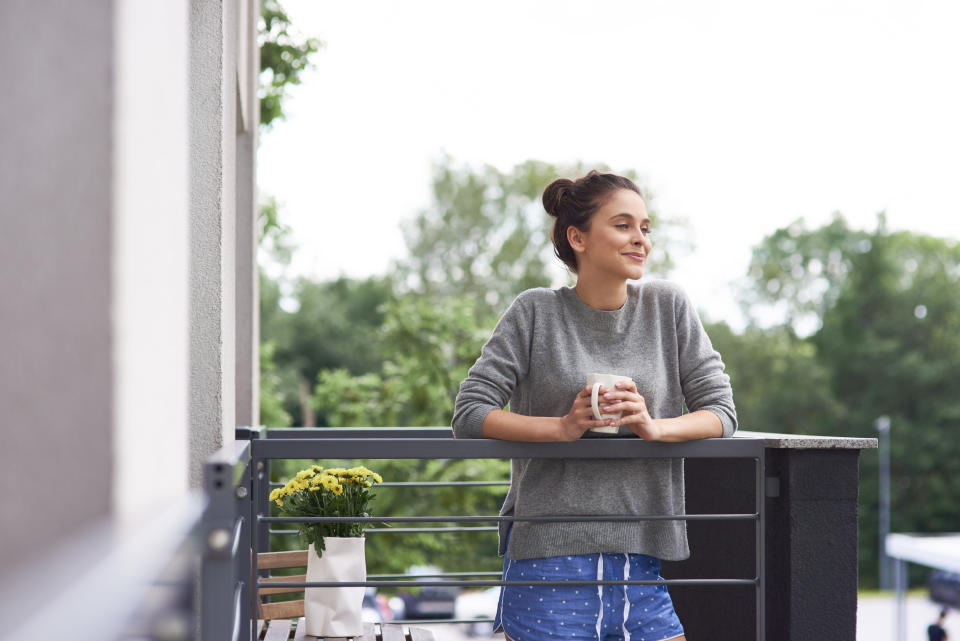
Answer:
[{"left": 257, "top": 619, "right": 436, "bottom": 641}]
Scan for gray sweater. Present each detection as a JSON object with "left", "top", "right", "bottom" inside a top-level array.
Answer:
[{"left": 451, "top": 280, "right": 737, "bottom": 561}]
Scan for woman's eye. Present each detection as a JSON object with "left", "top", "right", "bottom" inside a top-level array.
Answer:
[
  {"left": 615, "top": 223, "right": 629, "bottom": 229},
  {"left": 641, "top": 227, "right": 651, "bottom": 236}
]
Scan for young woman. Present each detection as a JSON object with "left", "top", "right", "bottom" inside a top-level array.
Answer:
[{"left": 451, "top": 170, "right": 737, "bottom": 641}]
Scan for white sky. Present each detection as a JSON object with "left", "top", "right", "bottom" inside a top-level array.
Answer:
[{"left": 258, "top": 0, "right": 960, "bottom": 329}]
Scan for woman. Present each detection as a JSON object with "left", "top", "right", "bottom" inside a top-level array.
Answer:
[{"left": 451, "top": 170, "right": 737, "bottom": 641}]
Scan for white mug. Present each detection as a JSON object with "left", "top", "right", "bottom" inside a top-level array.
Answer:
[{"left": 586, "top": 373, "right": 633, "bottom": 434}]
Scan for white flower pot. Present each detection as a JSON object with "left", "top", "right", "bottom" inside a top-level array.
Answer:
[{"left": 304, "top": 538, "right": 366, "bottom": 637}]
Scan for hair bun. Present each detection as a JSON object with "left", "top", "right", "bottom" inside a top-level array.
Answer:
[{"left": 542, "top": 178, "right": 574, "bottom": 217}]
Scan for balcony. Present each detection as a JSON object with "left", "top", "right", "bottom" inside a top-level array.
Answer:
[
  {"left": 201, "top": 427, "right": 874, "bottom": 641},
  {"left": 0, "top": 427, "right": 872, "bottom": 641}
]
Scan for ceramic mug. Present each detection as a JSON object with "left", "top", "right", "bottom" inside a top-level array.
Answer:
[{"left": 586, "top": 373, "right": 634, "bottom": 434}]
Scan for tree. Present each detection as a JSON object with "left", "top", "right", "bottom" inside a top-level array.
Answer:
[
  {"left": 740, "top": 215, "right": 960, "bottom": 587},
  {"left": 737, "top": 213, "right": 871, "bottom": 336},
  {"left": 313, "top": 294, "right": 491, "bottom": 428},
  {"left": 397, "top": 156, "right": 689, "bottom": 323},
  {"left": 269, "top": 276, "right": 394, "bottom": 426},
  {"left": 704, "top": 321, "right": 845, "bottom": 436},
  {"left": 259, "top": 0, "right": 322, "bottom": 129}
]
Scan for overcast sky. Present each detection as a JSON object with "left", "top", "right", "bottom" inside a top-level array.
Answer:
[{"left": 258, "top": 0, "right": 959, "bottom": 329}]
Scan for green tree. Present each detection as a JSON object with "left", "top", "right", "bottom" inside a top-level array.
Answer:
[
  {"left": 705, "top": 321, "right": 845, "bottom": 436},
  {"left": 270, "top": 276, "right": 394, "bottom": 426},
  {"left": 740, "top": 215, "right": 960, "bottom": 587},
  {"left": 398, "top": 156, "right": 689, "bottom": 322},
  {"left": 259, "top": 0, "right": 323, "bottom": 129},
  {"left": 313, "top": 294, "right": 491, "bottom": 428},
  {"left": 738, "top": 213, "right": 871, "bottom": 336}
]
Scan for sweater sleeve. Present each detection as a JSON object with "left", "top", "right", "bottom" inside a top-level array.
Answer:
[
  {"left": 451, "top": 293, "right": 534, "bottom": 439},
  {"left": 674, "top": 289, "right": 738, "bottom": 437}
]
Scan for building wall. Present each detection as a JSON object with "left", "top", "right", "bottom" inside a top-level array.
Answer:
[
  {"left": 113, "top": 0, "right": 191, "bottom": 530},
  {"left": 189, "top": 0, "right": 259, "bottom": 485},
  {"left": 0, "top": 0, "right": 115, "bottom": 571},
  {"left": 0, "top": 0, "right": 259, "bottom": 570}
]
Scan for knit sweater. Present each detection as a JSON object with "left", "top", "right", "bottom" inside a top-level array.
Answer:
[{"left": 451, "top": 280, "right": 737, "bottom": 561}]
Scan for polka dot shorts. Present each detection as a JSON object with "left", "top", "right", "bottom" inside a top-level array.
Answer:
[{"left": 493, "top": 550, "right": 684, "bottom": 641}]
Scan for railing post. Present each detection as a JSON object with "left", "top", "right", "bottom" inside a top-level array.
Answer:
[{"left": 200, "top": 442, "right": 251, "bottom": 641}]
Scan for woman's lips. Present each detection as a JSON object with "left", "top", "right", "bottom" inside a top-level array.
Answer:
[{"left": 624, "top": 253, "right": 646, "bottom": 262}]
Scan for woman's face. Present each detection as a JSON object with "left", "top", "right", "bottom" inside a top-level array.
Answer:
[{"left": 570, "top": 188, "right": 652, "bottom": 281}]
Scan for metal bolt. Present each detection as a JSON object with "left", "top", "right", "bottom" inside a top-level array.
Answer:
[
  {"left": 208, "top": 528, "right": 232, "bottom": 552},
  {"left": 257, "top": 461, "right": 265, "bottom": 471},
  {"left": 236, "top": 486, "right": 249, "bottom": 499}
]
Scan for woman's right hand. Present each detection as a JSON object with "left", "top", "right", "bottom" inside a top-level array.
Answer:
[{"left": 558, "top": 385, "right": 613, "bottom": 441}]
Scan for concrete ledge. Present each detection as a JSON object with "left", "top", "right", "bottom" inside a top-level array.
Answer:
[{"left": 735, "top": 430, "right": 878, "bottom": 449}]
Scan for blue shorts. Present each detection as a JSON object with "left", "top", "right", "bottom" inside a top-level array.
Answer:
[{"left": 493, "top": 551, "right": 685, "bottom": 641}]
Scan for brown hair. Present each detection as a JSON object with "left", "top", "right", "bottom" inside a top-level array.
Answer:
[{"left": 542, "top": 170, "right": 642, "bottom": 273}]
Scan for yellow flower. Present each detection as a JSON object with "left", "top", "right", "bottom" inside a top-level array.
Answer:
[
  {"left": 372, "top": 473, "right": 382, "bottom": 484},
  {"left": 326, "top": 467, "right": 346, "bottom": 476},
  {"left": 269, "top": 488, "right": 281, "bottom": 502},
  {"left": 309, "top": 485, "right": 321, "bottom": 492},
  {"left": 331, "top": 485, "right": 343, "bottom": 495},
  {"left": 295, "top": 469, "right": 312, "bottom": 480},
  {"left": 363, "top": 481, "right": 372, "bottom": 487},
  {"left": 311, "top": 465, "right": 324, "bottom": 473},
  {"left": 320, "top": 475, "right": 339, "bottom": 491}
]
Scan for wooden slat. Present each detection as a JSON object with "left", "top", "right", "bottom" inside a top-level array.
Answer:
[
  {"left": 292, "top": 617, "right": 308, "bottom": 641},
  {"left": 259, "top": 573, "right": 307, "bottom": 596},
  {"left": 408, "top": 627, "right": 436, "bottom": 641},
  {"left": 380, "top": 624, "right": 407, "bottom": 641},
  {"left": 261, "top": 599, "right": 305, "bottom": 620},
  {"left": 263, "top": 619, "right": 293, "bottom": 641},
  {"left": 258, "top": 550, "right": 309, "bottom": 570},
  {"left": 354, "top": 621, "right": 377, "bottom": 641}
]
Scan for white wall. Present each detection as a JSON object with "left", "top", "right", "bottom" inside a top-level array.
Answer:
[{"left": 112, "top": 0, "right": 191, "bottom": 529}]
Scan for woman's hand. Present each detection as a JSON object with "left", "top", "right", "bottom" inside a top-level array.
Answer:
[
  {"left": 558, "top": 385, "right": 612, "bottom": 441},
  {"left": 599, "top": 380, "right": 665, "bottom": 441}
]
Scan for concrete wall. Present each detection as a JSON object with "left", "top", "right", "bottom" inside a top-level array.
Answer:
[
  {"left": 0, "top": 0, "right": 259, "bottom": 571},
  {"left": 0, "top": 0, "right": 116, "bottom": 571},
  {"left": 190, "top": 0, "right": 260, "bottom": 486}
]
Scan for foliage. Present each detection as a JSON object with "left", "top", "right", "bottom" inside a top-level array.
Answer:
[
  {"left": 705, "top": 322, "right": 845, "bottom": 436},
  {"left": 313, "top": 294, "right": 491, "bottom": 427},
  {"left": 397, "top": 156, "right": 688, "bottom": 321},
  {"left": 259, "top": 0, "right": 322, "bottom": 129},
  {"left": 270, "top": 464, "right": 384, "bottom": 557},
  {"left": 739, "top": 215, "right": 960, "bottom": 587},
  {"left": 737, "top": 213, "right": 871, "bottom": 336},
  {"left": 259, "top": 341, "right": 292, "bottom": 427}
]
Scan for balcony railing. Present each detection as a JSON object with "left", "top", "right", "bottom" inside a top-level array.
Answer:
[{"left": 196, "top": 427, "right": 874, "bottom": 641}]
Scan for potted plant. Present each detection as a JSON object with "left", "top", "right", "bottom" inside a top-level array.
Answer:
[{"left": 270, "top": 464, "right": 383, "bottom": 636}]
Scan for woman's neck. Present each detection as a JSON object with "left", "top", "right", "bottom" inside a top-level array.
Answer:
[{"left": 574, "top": 273, "right": 628, "bottom": 311}]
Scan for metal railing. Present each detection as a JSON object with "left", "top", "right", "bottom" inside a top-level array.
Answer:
[{"left": 222, "top": 427, "right": 767, "bottom": 641}]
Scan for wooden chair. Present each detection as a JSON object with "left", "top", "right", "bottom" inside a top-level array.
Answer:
[{"left": 256, "top": 550, "right": 435, "bottom": 641}]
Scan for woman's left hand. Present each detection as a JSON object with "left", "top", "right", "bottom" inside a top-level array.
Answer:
[{"left": 599, "top": 380, "right": 665, "bottom": 441}]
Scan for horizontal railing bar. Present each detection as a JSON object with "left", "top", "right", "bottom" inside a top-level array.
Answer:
[
  {"left": 258, "top": 578, "right": 758, "bottom": 588},
  {"left": 268, "top": 526, "right": 499, "bottom": 535},
  {"left": 252, "top": 436, "right": 767, "bottom": 460},
  {"left": 268, "top": 480, "right": 510, "bottom": 488},
  {"left": 368, "top": 571, "right": 501, "bottom": 579},
  {"left": 260, "top": 513, "right": 758, "bottom": 523},
  {"left": 390, "top": 618, "right": 497, "bottom": 625}
]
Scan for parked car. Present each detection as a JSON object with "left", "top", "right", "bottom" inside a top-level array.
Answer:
[
  {"left": 400, "top": 585, "right": 458, "bottom": 620},
  {"left": 398, "top": 565, "right": 459, "bottom": 620}
]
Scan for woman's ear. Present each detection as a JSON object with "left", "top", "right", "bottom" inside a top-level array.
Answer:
[{"left": 567, "top": 225, "right": 587, "bottom": 253}]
